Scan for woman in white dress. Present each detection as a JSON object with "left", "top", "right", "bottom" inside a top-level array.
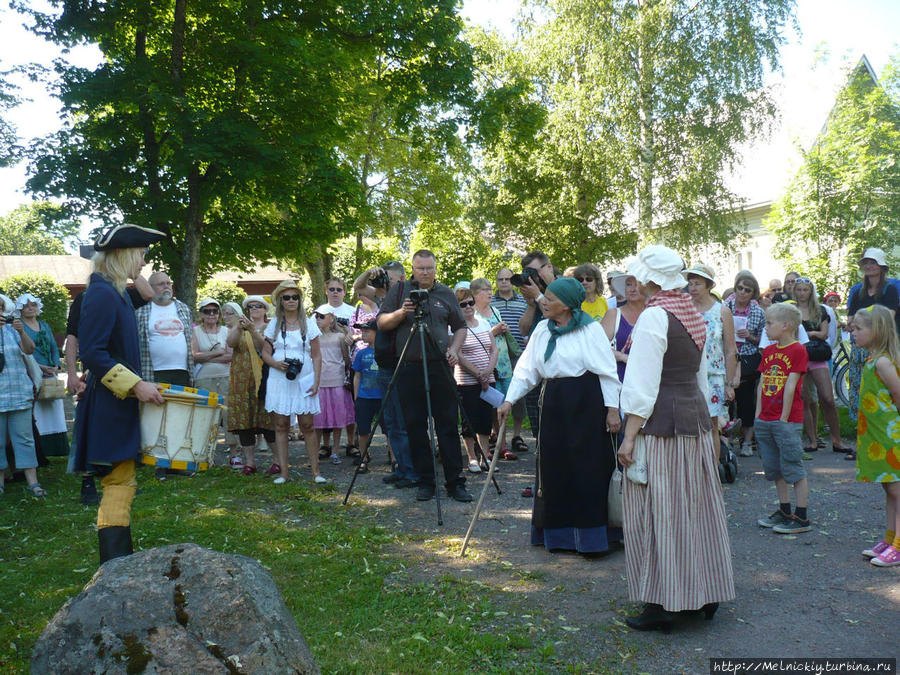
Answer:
[{"left": 262, "top": 281, "right": 322, "bottom": 484}]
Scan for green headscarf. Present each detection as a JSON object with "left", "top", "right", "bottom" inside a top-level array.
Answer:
[{"left": 543, "top": 277, "right": 594, "bottom": 361}]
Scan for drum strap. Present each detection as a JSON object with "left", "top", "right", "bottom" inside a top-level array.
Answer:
[{"left": 244, "top": 330, "right": 263, "bottom": 392}]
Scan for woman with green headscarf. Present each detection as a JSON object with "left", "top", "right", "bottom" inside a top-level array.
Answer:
[{"left": 499, "top": 277, "right": 621, "bottom": 554}]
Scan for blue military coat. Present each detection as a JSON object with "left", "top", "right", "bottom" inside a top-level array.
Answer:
[{"left": 74, "top": 274, "right": 144, "bottom": 472}]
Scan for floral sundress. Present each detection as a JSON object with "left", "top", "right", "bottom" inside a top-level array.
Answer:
[
  {"left": 701, "top": 302, "right": 727, "bottom": 417},
  {"left": 856, "top": 358, "right": 900, "bottom": 483}
]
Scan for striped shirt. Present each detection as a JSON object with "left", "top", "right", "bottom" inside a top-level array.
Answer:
[
  {"left": 491, "top": 292, "right": 528, "bottom": 350},
  {"left": 454, "top": 317, "right": 495, "bottom": 386}
]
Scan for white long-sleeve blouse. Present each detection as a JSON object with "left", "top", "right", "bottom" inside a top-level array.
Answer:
[
  {"left": 504, "top": 319, "right": 620, "bottom": 407},
  {"left": 620, "top": 306, "right": 709, "bottom": 419}
]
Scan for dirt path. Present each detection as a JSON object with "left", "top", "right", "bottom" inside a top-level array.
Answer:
[{"left": 219, "top": 434, "right": 899, "bottom": 672}]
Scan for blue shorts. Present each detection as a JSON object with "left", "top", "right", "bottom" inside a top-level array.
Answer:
[
  {"left": 354, "top": 397, "right": 382, "bottom": 436},
  {"left": 754, "top": 419, "right": 806, "bottom": 484}
]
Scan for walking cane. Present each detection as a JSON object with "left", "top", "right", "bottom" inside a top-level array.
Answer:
[{"left": 460, "top": 418, "right": 508, "bottom": 557}]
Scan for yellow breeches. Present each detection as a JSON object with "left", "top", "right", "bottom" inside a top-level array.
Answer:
[{"left": 96, "top": 460, "right": 137, "bottom": 529}]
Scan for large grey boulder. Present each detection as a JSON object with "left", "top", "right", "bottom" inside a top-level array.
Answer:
[{"left": 31, "top": 543, "right": 319, "bottom": 674}]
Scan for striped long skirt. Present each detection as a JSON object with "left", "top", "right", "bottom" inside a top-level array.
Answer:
[{"left": 623, "top": 430, "right": 735, "bottom": 612}]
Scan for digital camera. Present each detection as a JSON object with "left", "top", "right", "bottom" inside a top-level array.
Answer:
[
  {"left": 284, "top": 358, "right": 304, "bottom": 381},
  {"left": 510, "top": 267, "right": 546, "bottom": 291},
  {"left": 370, "top": 268, "right": 390, "bottom": 289}
]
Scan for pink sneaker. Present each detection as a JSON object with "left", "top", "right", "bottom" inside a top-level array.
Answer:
[
  {"left": 871, "top": 545, "right": 900, "bottom": 567},
  {"left": 862, "top": 540, "right": 889, "bottom": 558}
]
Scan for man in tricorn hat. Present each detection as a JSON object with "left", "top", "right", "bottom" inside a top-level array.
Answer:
[{"left": 73, "top": 224, "right": 167, "bottom": 564}]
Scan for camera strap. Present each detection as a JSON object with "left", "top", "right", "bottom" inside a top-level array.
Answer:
[{"left": 280, "top": 319, "right": 306, "bottom": 363}]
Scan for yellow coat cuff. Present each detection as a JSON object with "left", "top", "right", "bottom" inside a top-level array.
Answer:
[{"left": 101, "top": 364, "right": 142, "bottom": 399}]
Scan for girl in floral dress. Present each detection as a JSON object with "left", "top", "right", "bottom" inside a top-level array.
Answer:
[{"left": 850, "top": 305, "right": 900, "bottom": 567}]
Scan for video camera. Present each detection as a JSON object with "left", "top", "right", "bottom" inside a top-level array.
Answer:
[
  {"left": 510, "top": 267, "right": 547, "bottom": 292},
  {"left": 409, "top": 280, "right": 429, "bottom": 309}
]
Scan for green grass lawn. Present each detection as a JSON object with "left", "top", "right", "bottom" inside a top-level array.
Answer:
[{"left": 1, "top": 461, "right": 624, "bottom": 673}]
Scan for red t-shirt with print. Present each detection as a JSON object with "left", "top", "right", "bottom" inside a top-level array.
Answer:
[{"left": 757, "top": 341, "right": 808, "bottom": 422}]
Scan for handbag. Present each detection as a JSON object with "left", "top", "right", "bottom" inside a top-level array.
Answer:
[
  {"left": 739, "top": 351, "right": 762, "bottom": 380},
  {"left": 805, "top": 338, "right": 832, "bottom": 363},
  {"left": 625, "top": 436, "right": 648, "bottom": 485},
  {"left": 607, "top": 433, "right": 624, "bottom": 528},
  {"left": 22, "top": 353, "right": 44, "bottom": 395},
  {"left": 38, "top": 376, "right": 67, "bottom": 400}
]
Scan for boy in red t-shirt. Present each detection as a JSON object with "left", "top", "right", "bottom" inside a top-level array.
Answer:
[{"left": 755, "top": 302, "right": 811, "bottom": 534}]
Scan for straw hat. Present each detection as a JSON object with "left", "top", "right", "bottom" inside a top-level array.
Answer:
[
  {"left": 242, "top": 295, "right": 271, "bottom": 311},
  {"left": 271, "top": 280, "right": 302, "bottom": 304},
  {"left": 683, "top": 263, "right": 716, "bottom": 287}
]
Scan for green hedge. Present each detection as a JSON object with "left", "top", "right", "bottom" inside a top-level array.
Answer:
[
  {"left": 195, "top": 280, "right": 246, "bottom": 310},
  {"left": 0, "top": 272, "right": 70, "bottom": 334}
]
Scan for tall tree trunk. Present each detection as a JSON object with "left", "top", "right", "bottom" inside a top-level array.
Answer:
[
  {"left": 304, "top": 245, "right": 327, "bottom": 307},
  {"left": 636, "top": 4, "right": 655, "bottom": 235},
  {"left": 178, "top": 167, "right": 204, "bottom": 312}
]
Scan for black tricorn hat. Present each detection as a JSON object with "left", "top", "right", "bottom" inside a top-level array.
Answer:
[{"left": 94, "top": 224, "right": 167, "bottom": 251}]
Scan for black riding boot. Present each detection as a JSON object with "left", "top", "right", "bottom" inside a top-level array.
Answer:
[{"left": 98, "top": 526, "right": 134, "bottom": 564}]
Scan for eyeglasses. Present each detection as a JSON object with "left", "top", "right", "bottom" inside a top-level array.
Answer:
[
  {"left": 281, "top": 294, "right": 300, "bottom": 301},
  {"left": 496, "top": 276, "right": 512, "bottom": 282},
  {"left": 575, "top": 276, "right": 594, "bottom": 283},
  {"left": 458, "top": 300, "right": 475, "bottom": 308},
  {"left": 736, "top": 286, "right": 753, "bottom": 293},
  {"left": 246, "top": 303, "right": 265, "bottom": 310},
  {"left": 327, "top": 287, "right": 344, "bottom": 293},
  {"left": 413, "top": 266, "right": 436, "bottom": 273},
  {"left": 200, "top": 308, "right": 219, "bottom": 315},
  {"left": 151, "top": 279, "right": 172, "bottom": 287}
]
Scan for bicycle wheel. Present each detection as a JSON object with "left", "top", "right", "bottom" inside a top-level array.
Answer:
[{"left": 834, "top": 362, "right": 851, "bottom": 407}]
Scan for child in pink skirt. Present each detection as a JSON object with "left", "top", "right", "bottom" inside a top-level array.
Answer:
[{"left": 312, "top": 305, "right": 355, "bottom": 465}]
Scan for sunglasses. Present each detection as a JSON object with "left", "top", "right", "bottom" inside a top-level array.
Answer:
[
  {"left": 575, "top": 276, "right": 594, "bottom": 283},
  {"left": 736, "top": 286, "right": 753, "bottom": 293},
  {"left": 281, "top": 294, "right": 300, "bottom": 301},
  {"left": 200, "top": 308, "right": 219, "bottom": 315},
  {"left": 458, "top": 300, "right": 475, "bottom": 308},
  {"left": 327, "top": 287, "right": 344, "bottom": 293},
  {"left": 246, "top": 303, "right": 265, "bottom": 310},
  {"left": 314, "top": 312, "right": 330, "bottom": 319},
  {"left": 794, "top": 277, "right": 812, "bottom": 285}
]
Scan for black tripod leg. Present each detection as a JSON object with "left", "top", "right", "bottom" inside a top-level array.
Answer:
[
  {"left": 342, "top": 325, "right": 417, "bottom": 506},
  {"left": 421, "top": 324, "right": 502, "bottom": 495},
  {"left": 417, "top": 324, "right": 443, "bottom": 526}
]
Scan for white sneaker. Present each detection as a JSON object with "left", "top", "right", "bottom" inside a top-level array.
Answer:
[
  {"left": 738, "top": 444, "right": 754, "bottom": 457},
  {"left": 273, "top": 476, "right": 287, "bottom": 485},
  {"left": 468, "top": 459, "right": 482, "bottom": 473},
  {"left": 314, "top": 475, "right": 328, "bottom": 484},
  {"left": 330, "top": 453, "right": 341, "bottom": 465}
]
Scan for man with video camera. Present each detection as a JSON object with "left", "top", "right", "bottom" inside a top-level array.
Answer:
[
  {"left": 377, "top": 249, "right": 472, "bottom": 502},
  {"left": 513, "top": 251, "right": 559, "bottom": 438}
]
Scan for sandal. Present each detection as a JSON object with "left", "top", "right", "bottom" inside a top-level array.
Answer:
[
  {"left": 26, "top": 483, "right": 47, "bottom": 498},
  {"left": 357, "top": 462, "right": 369, "bottom": 474},
  {"left": 511, "top": 436, "right": 528, "bottom": 453},
  {"left": 345, "top": 444, "right": 361, "bottom": 458},
  {"left": 318, "top": 445, "right": 332, "bottom": 460},
  {"left": 266, "top": 463, "right": 281, "bottom": 475},
  {"left": 844, "top": 450, "right": 857, "bottom": 461},
  {"left": 241, "top": 465, "right": 257, "bottom": 476},
  {"left": 832, "top": 444, "right": 850, "bottom": 453},
  {"left": 500, "top": 450, "right": 519, "bottom": 461}
]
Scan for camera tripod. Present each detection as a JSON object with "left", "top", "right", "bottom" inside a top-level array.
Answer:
[{"left": 342, "top": 297, "right": 501, "bottom": 526}]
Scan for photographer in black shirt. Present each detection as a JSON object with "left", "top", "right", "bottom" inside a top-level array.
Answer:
[{"left": 377, "top": 250, "right": 472, "bottom": 502}]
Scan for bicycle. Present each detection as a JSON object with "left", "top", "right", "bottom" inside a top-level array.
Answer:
[{"left": 832, "top": 339, "right": 851, "bottom": 407}]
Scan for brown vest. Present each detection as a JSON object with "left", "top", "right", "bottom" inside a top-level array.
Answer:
[{"left": 642, "top": 312, "right": 712, "bottom": 437}]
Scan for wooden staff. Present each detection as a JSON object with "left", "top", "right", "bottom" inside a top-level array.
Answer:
[{"left": 460, "top": 418, "right": 507, "bottom": 557}]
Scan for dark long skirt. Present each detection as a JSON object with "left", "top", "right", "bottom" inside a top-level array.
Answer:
[{"left": 530, "top": 372, "right": 622, "bottom": 552}]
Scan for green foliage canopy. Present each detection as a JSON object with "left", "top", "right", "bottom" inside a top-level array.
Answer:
[
  {"left": 195, "top": 280, "right": 245, "bottom": 311},
  {"left": 0, "top": 202, "right": 79, "bottom": 255},
  {"left": 769, "top": 55, "right": 900, "bottom": 294},
  {"left": 469, "top": 0, "right": 795, "bottom": 264}
]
